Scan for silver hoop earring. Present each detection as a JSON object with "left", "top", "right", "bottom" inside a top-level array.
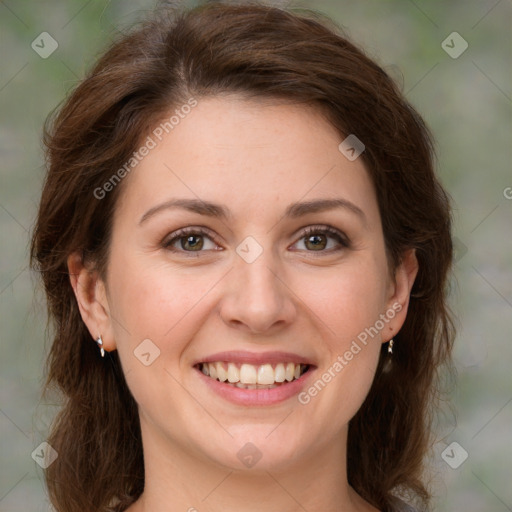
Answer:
[
  {"left": 96, "top": 335, "right": 105, "bottom": 358},
  {"left": 387, "top": 338, "right": 394, "bottom": 355}
]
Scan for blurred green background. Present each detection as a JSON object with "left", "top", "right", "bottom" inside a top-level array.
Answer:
[{"left": 1, "top": 1, "right": 511, "bottom": 510}]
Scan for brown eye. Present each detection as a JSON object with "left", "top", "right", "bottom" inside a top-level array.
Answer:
[
  {"left": 304, "top": 233, "right": 328, "bottom": 251},
  {"left": 163, "top": 227, "right": 219, "bottom": 253},
  {"left": 292, "top": 226, "right": 349, "bottom": 253},
  {"left": 179, "top": 234, "right": 204, "bottom": 251}
]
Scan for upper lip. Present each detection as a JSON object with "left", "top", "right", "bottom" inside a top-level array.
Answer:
[{"left": 193, "top": 350, "right": 316, "bottom": 367}]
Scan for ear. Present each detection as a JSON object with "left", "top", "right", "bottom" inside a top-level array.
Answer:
[
  {"left": 67, "top": 252, "right": 116, "bottom": 353},
  {"left": 383, "top": 248, "right": 419, "bottom": 343}
]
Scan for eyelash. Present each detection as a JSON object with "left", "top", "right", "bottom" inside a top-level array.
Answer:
[{"left": 162, "top": 225, "right": 350, "bottom": 256}]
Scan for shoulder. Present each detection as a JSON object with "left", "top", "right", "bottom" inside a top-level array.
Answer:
[{"left": 388, "top": 496, "right": 421, "bottom": 512}]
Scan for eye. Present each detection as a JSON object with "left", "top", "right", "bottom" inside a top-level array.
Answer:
[
  {"left": 291, "top": 225, "right": 349, "bottom": 253},
  {"left": 162, "top": 227, "right": 221, "bottom": 253},
  {"left": 162, "top": 225, "right": 349, "bottom": 255}
]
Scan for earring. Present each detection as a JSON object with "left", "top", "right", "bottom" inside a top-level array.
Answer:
[
  {"left": 96, "top": 335, "right": 105, "bottom": 358},
  {"left": 387, "top": 338, "right": 394, "bottom": 355}
]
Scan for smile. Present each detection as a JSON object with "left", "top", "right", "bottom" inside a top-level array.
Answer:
[{"left": 197, "top": 362, "right": 310, "bottom": 389}]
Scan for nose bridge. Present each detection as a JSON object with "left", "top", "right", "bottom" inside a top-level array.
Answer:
[
  {"left": 221, "top": 240, "right": 295, "bottom": 333},
  {"left": 240, "top": 252, "right": 280, "bottom": 301}
]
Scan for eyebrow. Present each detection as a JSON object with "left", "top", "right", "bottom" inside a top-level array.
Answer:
[{"left": 139, "top": 197, "right": 366, "bottom": 225}]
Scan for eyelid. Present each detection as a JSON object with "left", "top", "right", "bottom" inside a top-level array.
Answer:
[
  {"left": 162, "top": 224, "right": 350, "bottom": 254},
  {"left": 162, "top": 226, "right": 222, "bottom": 251},
  {"left": 290, "top": 224, "right": 350, "bottom": 251}
]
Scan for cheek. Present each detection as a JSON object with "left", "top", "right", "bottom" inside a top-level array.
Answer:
[
  {"left": 300, "top": 261, "right": 388, "bottom": 344},
  {"left": 105, "top": 259, "right": 207, "bottom": 407},
  {"left": 108, "top": 254, "right": 216, "bottom": 342},
  {"left": 294, "top": 259, "right": 387, "bottom": 419}
]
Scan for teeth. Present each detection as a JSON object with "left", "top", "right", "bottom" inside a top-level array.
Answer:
[
  {"left": 235, "top": 382, "right": 278, "bottom": 389},
  {"left": 227, "top": 362, "right": 239, "bottom": 383},
  {"left": 285, "top": 362, "right": 295, "bottom": 382},
  {"left": 240, "top": 364, "right": 257, "bottom": 384},
  {"left": 199, "top": 361, "right": 308, "bottom": 385},
  {"left": 257, "top": 364, "right": 274, "bottom": 385},
  {"left": 216, "top": 364, "right": 228, "bottom": 382},
  {"left": 274, "top": 363, "right": 286, "bottom": 383}
]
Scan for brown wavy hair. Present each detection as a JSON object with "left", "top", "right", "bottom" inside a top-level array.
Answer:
[{"left": 31, "top": 2, "right": 455, "bottom": 511}]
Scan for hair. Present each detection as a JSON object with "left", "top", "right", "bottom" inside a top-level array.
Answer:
[{"left": 31, "top": 2, "right": 455, "bottom": 511}]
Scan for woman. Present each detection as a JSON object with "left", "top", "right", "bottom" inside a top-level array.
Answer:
[{"left": 31, "top": 2, "right": 455, "bottom": 511}]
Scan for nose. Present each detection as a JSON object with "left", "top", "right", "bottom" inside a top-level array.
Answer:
[{"left": 219, "top": 251, "right": 297, "bottom": 335}]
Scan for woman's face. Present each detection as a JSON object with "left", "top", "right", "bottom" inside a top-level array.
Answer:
[{"left": 79, "top": 96, "right": 415, "bottom": 473}]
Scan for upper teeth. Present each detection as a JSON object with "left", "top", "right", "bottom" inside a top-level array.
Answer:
[{"left": 200, "top": 362, "right": 307, "bottom": 385}]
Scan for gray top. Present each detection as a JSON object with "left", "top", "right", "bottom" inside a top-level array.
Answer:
[{"left": 389, "top": 496, "right": 420, "bottom": 512}]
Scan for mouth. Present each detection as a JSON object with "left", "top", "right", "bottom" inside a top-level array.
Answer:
[{"left": 194, "top": 361, "right": 312, "bottom": 390}]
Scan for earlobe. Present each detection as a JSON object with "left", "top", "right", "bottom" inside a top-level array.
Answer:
[
  {"left": 384, "top": 248, "right": 419, "bottom": 342},
  {"left": 67, "top": 252, "right": 115, "bottom": 353}
]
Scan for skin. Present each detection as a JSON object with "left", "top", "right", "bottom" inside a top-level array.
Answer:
[{"left": 69, "top": 95, "right": 418, "bottom": 512}]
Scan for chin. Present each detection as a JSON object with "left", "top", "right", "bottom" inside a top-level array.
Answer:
[{"left": 205, "top": 433, "right": 305, "bottom": 473}]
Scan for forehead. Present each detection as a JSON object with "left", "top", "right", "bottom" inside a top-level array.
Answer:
[{"left": 114, "top": 95, "right": 379, "bottom": 226}]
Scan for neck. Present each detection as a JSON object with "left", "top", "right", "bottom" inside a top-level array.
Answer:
[{"left": 128, "top": 417, "right": 377, "bottom": 512}]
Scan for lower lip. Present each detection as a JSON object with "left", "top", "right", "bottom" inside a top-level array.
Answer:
[{"left": 195, "top": 366, "right": 316, "bottom": 406}]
